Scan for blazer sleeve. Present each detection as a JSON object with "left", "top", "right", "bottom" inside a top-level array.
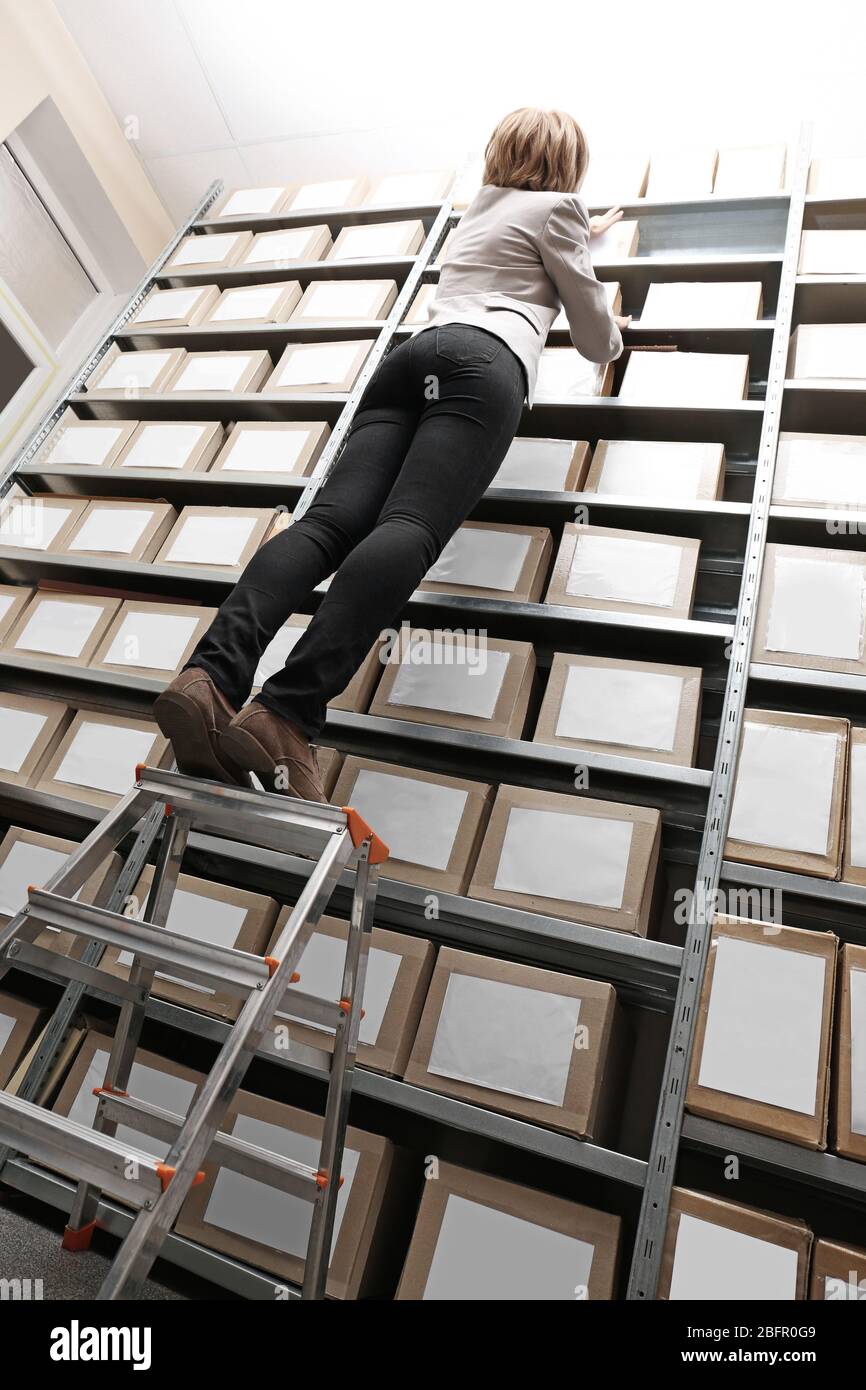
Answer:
[{"left": 539, "top": 195, "right": 623, "bottom": 364}]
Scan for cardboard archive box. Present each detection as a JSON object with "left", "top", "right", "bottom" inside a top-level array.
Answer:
[
  {"left": 404, "top": 947, "right": 626, "bottom": 1141},
  {"left": 788, "top": 323, "right": 866, "bottom": 383},
  {"left": 534, "top": 653, "right": 702, "bottom": 767},
  {"left": 60, "top": 499, "right": 178, "bottom": 562},
  {"left": 725, "top": 708, "right": 848, "bottom": 879},
  {"left": 0, "top": 584, "right": 33, "bottom": 642},
  {"left": 314, "top": 746, "right": 343, "bottom": 800},
  {"left": 491, "top": 438, "right": 591, "bottom": 492},
  {"left": 3, "top": 591, "right": 121, "bottom": 666},
  {"left": 396, "top": 1162, "right": 622, "bottom": 1300},
  {"left": 639, "top": 280, "right": 763, "bottom": 325},
  {"left": 402, "top": 282, "right": 435, "bottom": 327},
  {"left": 544, "top": 523, "right": 700, "bottom": 619},
  {"left": 0, "top": 494, "right": 88, "bottom": 552},
  {"left": 129, "top": 284, "right": 220, "bottom": 329},
  {"left": 809, "top": 1239, "right": 866, "bottom": 1300},
  {"left": 250, "top": 614, "right": 382, "bottom": 712},
  {"left": 0, "top": 826, "right": 120, "bottom": 962},
  {"left": 363, "top": 171, "right": 454, "bottom": 206},
  {"left": 0, "top": 692, "right": 71, "bottom": 789},
  {"left": 38, "top": 412, "right": 138, "bottom": 469},
  {"left": 85, "top": 347, "right": 186, "bottom": 395},
  {"left": 0, "top": 992, "right": 45, "bottom": 1088},
  {"left": 467, "top": 783, "right": 660, "bottom": 936},
  {"left": 590, "top": 219, "right": 640, "bottom": 262},
  {"left": 369, "top": 630, "right": 535, "bottom": 739},
  {"left": 832, "top": 942, "right": 866, "bottom": 1162},
  {"left": 283, "top": 177, "right": 369, "bottom": 212},
  {"left": 329, "top": 220, "right": 425, "bottom": 260},
  {"left": 291, "top": 279, "right": 398, "bottom": 324},
  {"left": 212, "top": 422, "right": 329, "bottom": 477},
  {"left": 584, "top": 439, "right": 725, "bottom": 500},
  {"left": 618, "top": 349, "right": 749, "bottom": 402},
  {"left": 645, "top": 147, "right": 718, "bottom": 199},
  {"left": 772, "top": 431, "right": 866, "bottom": 509},
  {"left": 713, "top": 144, "right": 787, "bottom": 195},
  {"left": 156, "top": 506, "right": 274, "bottom": 570},
  {"left": 807, "top": 155, "right": 866, "bottom": 198},
  {"left": 686, "top": 916, "right": 837, "bottom": 1149},
  {"left": 98, "top": 867, "right": 278, "bottom": 1021},
  {"left": 658, "top": 1189, "right": 812, "bottom": 1300},
  {"left": 116, "top": 420, "right": 225, "bottom": 472},
  {"left": 266, "top": 340, "right": 373, "bottom": 393},
  {"left": 266, "top": 911, "right": 435, "bottom": 1077},
  {"left": 215, "top": 185, "right": 289, "bottom": 218},
  {"left": 844, "top": 726, "right": 866, "bottom": 886},
  {"left": 799, "top": 230, "right": 866, "bottom": 275},
  {"left": 176, "top": 1090, "right": 398, "bottom": 1298},
  {"left": 88, "top": 600, "right": 217, "bottom": 682},
  {"left": 419, "top": 521, "right": 553, "bottom": 602},
  {"left": 535, "top": 348, "right": 614, "bottom": 399},
  {"left": 163, "top": 230, "right": 253, "bottom": 275},
  {"left": 579, "top": 152, "right": 649, "bottom": 205},
  {"left": 240, "top": 224, "right": 333, "bottom": 270},
  {"left": 204, "top": 281, "right": 302, "bottom": 326},
  {"left": 33, "top": 710, "right": 171, "bottom": 810},
  {"left": 167, "top": 350, "right": 272, "bottom": 394},
  {"left": 753, "top": 543, "right": 866, "bottom": 677},
  {"left": 331, "top": 756, "right": 493, "bottom": 895}
]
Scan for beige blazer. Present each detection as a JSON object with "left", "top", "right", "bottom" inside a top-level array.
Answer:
[{"left": 425, "top": 184, "right": 622, "bottom": 405}]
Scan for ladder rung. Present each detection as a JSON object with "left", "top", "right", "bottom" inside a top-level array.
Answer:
[
  {"left": 276, "top": 989, "right": 343, "bottom": 1031},
  {"left": 0, "top": 1091, "right": 170, "bottom": 1208},
  {"left": 95, "top": 1093, "right": 321, "bottom": 1201},
  {"left": 4, "top": 940, "right": 147, "bottom": 1004}
]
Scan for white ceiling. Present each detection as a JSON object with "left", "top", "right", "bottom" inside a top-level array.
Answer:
[{"left": 54, "top": 0, "right": 866, "bottom": 225}]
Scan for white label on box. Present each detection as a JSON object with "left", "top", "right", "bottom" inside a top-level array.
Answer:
[
  {"left": 494, "top": 439, "right": 577, "bottom": 492},
  {"left": 800, "top": 231, "right": 866, "bottom": 275},
  {"left": 0, "top": 841, "right": 66, "bottom": 916},
  {"left": 298, "top": 281, "right": 386, "bottom": 319},
  {"left": 68, "top": 508, "right": 153, "bottom": 555},
  {"left": 204, "top": 1114, "right": 358, "bottom": 1257},
  {"left": 536, "top": 351, "right": 605, "bottom": 399},
  {"left": 171, "top": 356, "right": 254, "bottom": 392},
  {"left": 793, "top": 325, "right": 866, "bottom": 380},
  {"left": 594, "top": 441, "right": 715, "bottom": 499},
  {"left": 0, "top": 1012, "right": 16, "bottom": 1055},
  {"left": 95, "top": 353, "right": 174, "bottom": 391},
  {"left": 166, "top": 515, "right": 257, "bottom": 567},
  {"left": 423, "top": 1193, "right": 596, "bottom": 1301},
  {"left": 728, "top": 722, "right": 839, "bottom": 855},
  {"left": 556, "top": 663, "right": 683, "bottom": 752},
  {"left": 253, "top": 622, "right": 305, "bottom": 686},
  {"left": 280, "top": 933, "right": 401, "bottom": 1045},
  {"left": 221, "top": 428, "right": 310, "bottom": 474},
  {"left": 332, "top": 223, "right": 414, "bottom": 258},
  {"left": 245, "top": 229, "right": 316, "bottom": 264},
  {"left": 55, "top": 723, "right": 157, "bottom": 795},
  {"left": 220, "top": 187, "right": 284, "bottom": 216},
  {"left": 495, "top": 806, "right": 633, "bottom": 909},
  {"left": 777, "top": 437, "right": 866, "bottom": 506},
  {"left": 766, "top": 554, "right": 864, "bottom": 661},
  {"left": 210, "top": 285, "right": 287, "bottom": 321},
  {"left": 104, "top": 611, "right": 200, "bottom": 671},
  {"left": 289, "top": 179, "right": 358, "bottom": 210},
  {"left": 276, "top": 344, "right": 358, "bottom": 387},
  {"left": 47, "top": 425, "right": 125, "bottom": 466},
  {"left": 15, "top": 599, "right": 103, "bottom": 658},
  {"left": 851, "top": 967, "right": 866, "bottom": 1136},
  {"left": 824, "top": 1276, "right": 866, "bottom": 1301},
  {"left": 620, "top": 351, "right": 747, "bottom": 403},
  {"left": 135, "top": 288, "right": 204, "bottom": 324},
  {"left": 0, "top": 502, "right": 73, "bottom": 550},
  {"left": 640, "top": 282, "right": 761, "bottom": 326},
  {"left": 171, "top": 233, "right": 242, "bottom": 267},
  {"left": 0, "top": 708, "right": 48, "bottom": 772},
  {"left": 426, "top": 529, "right": 530, "bottom": 592},
  {"left": 350, "top": 768, "right": 467, "bottom": 871},
  {"left": 388, "top": 643, "right": 510, "bottom": 720},
  {"left": 122, "top": 424, "right": 208, "bottom": 470},
  {"left": 428, "top": 973, "right": 581, "bottom": 1106},
  {"left": 69, "top": 1047, "right": 195, "bottom": 1161},
  {"left": 119, "top": 889, "right": 246, "bottom": 995},
  {"left": 669, "top": 1213, "right": 799, "bottom": 1301},
  {"left": 566, "top": 533, "right": 682, "bottom": 608},
  {"left": 850, "top": 743, "right": 866, "bottom": 868},
  {"left": 698, "top": 936, "right": 826, "bottom": 1115}
]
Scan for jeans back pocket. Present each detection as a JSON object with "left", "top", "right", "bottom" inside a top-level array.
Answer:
[{"left": 436, "top": 324, "right": 503, "bottom": 366}]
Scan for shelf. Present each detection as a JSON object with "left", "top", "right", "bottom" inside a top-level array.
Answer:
[
  {"left": 195, "top": 202, "right": 446, "bottom": 233},
  {"left": 18, "top": 464, "right": 311, "bottom": 508},
  {"left": 681, "top": 1117, "right": 866, "bottom": 1205},
  {"left": 781, "top": 379, "right": 866, "bottom": 432},
  {"left": 795, "top": 276, "right": 866, "bottom": 323},
  {"left": 155, "top": 256, "right": 418, "bottom": 290},
  {"left": 116, "top": 321, "right": 386, "bottom": 352},
  {"left": 718, "top": 857, "right": 866, "bottom": 948},
  {"left": 69, "top": 391, "right": 349, "bottom": 423},
  {"left": 803, "top": 194, "right": 866, "bottom": 230}
]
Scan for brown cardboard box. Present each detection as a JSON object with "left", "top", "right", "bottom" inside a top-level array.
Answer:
[
  {"left": 418, "top": 521, "right": 553, "bottom": 603},
  {"left": 578, "top": 152, "right": 649, "bottom": 205},
  {"left": 175, "top": 1090, "right": 397, "bottom": 1298},
  {"left": 0, "top": 584, "right": 35, "bottom": 641},
  {"left": 163, "top": 229, "right": 254, "bottom": 274},
  {"left": 329, "top": 219, "right": 425, "bottom": 260},
  {"left": 832, "top": 942, "right": 866, "bottom": 1162},
  {"left": 640, "top": 281, "right": 763, "bottom": 326},
  {"left": 167, "top": 349, "right": 272, "bottom": 394},
  {"left": 331, "top": 756, "right": 493, "bottom": 895},
  {"left": 204, "top": 281, "right": 302, "bottom": 326},
  {"left": 401, "top": 282, "right": 435, "bottom": 328},
  {"left": 7, "top": 1018, "right": 86, "bottom": 1101},
  {"left": 534, "top": 653, "right": 702, "bottom": 767},
  {"left": 591, "top": 220, "right": 640, "bottom": 262},
  {"left": 535, "top": 348, "right": 614, "bottom": 399},
  {"left": 0, "top": 693, "right": 71, "bottom": 788},
  {"left": 467, "top": 783, "right": 660, "bottom": 936},
  {"left": 645, "top": 147, "right": 718, "bottom": 200},
  {"left": 0, "top": 992, "right": 45, "bottom": 1088},
  {"left": 492, "top": 438, "right": 591, "bottom": 492},
  {"left": 61, "top": 500, "right": 178, "bottom": 563},
  {"left": 211, "top": 421, "right": 329, "bottom": 477},
  {"left": 315, "top": 746, "right": 343, "bottom": 799},
  {"left": 753, "top": 543, "right": 866, "bottom": 677},
  {"left": 788, "top": 323, "right": 866, "bottom": 382},
  {"left": 713, "top": 144, "right": 787, "bottom": 195},
  {"left": 241, "top": 224, "right": 333, "bottom": 269},
  {"left": 116, "top": 420, "right": 225, "bottom": 472},
  {"left": 266, "top": 339, "right": 373, "bottom": 393},
  {"left": 85, "top": 346, "right": 187, "bottom": 395},
  {"left": 251, "top": 615, "right": 383, "bottom": 712},
  {"left": 369, "top": 630, "right": 535, "bottom": 739},
  {"left": 396, "top": 1162, "right": 622, "bottom": 1300},
  {"left": 33, "top": 710, "right": 172, "bottom": 809},
  {"left": 843, "top": 727, "right": 866, "bottom": 885},
  {"left": 619, "top": 349, "right": 749, "bottom": 402},
  {"left": 265, "top": 911, "right": 435, "bottom": 1076},
  {"left": 0, "top": 826, "right": 121, "bottom": 962},
  {"left": 99, "top": 868, "right": 278, "bottom": 1020},
  {"left": 38, "top": 412, "right": 138, "bottom": 469},
  {"left": 772, "top": 431, "right": 866, "bottom": 509},
  {"left": 725, "top": 708, "right": 848, "bottom": 879},
  {"left": 215, "top": 185, "right": 290, "bottom": 218},
  {"left": 0, "top": 494, "right": 89, "bottom": 552},
  {"left": 3, "top": 591, "right": 121, "bottom": 666},
  {"left": 364, "top": 171, "right": 454, "bottom": 206},
  {"left": 584, "top": 439, "right": 725, "bottom": 500},
  {"left": 405, "top": 947, "right": 625, "bottom": 1140},
  {"left": 290, "top": 279, "right": 398, "bottom": 323},
  {"left": 807, "top": 155, "right": 866, "bottom": 198},
  {"left": 156, "top": 506, "right": 274, "bottom": 570},
  {"left": 798, "top": 230, "right": 866, "bottom": 275},
  {"left": 89, "top": 600, "right": 218, "bottom": 682},
  {"left": 658, "top": 1188, "right": 812, "bottom": 1300},
  {"left": 545, "top": 523, "right": 700, "bottom": 619},
  {"left": 283, "top": 177, "right": 369, "bottom": 212},
  {"left": 686, "top": 916, "right": 837, "bottom": 1149},
  {"left": 809, "top": 1238, "right": 866, "bottom": 1300},
  {"left": 129, "top": 283, "right": 220, "bottom": 329}
]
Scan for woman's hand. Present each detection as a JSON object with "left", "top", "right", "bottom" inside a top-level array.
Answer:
[
  {"left": 589, "top": 206, "right": 624, "bottom": 236},
  {"left": 614, "top": 314, "right": 632, "bottom": 330}
]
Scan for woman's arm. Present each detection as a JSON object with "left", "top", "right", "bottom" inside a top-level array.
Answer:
[{"left": 539, "top": 194, "right": 624, "bottom": 364}]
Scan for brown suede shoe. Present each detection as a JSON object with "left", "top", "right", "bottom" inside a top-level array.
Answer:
[
  {"left": 218, "top": 700, "right": 327, "bottom": 803},
  {"left": 153, "top": 667, "right": 251, "bottom": 787}
]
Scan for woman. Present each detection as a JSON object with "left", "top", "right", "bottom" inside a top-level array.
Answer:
[{"left": 154, "top": 107, "right": 629, "bottom": 801}]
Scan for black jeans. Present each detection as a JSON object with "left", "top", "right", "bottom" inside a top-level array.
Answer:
[{"left": 185, "top": 324, "right": 526, "bottom": 737}]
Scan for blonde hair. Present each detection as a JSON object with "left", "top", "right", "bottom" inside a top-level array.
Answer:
[{"left": 482, "top": 107, "right": 589, "bottom": 194}]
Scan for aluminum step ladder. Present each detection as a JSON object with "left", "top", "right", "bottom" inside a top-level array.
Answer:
[{"left": 0, "top": 763, "right": 388, "bottom": 1300}]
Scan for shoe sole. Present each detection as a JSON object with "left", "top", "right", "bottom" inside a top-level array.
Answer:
[
  {"left": 153, "top": 690, "right": 251, "bottom": 789},
  {"left": 219, "top": 723, "right": 327, "bottom": 803}
]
